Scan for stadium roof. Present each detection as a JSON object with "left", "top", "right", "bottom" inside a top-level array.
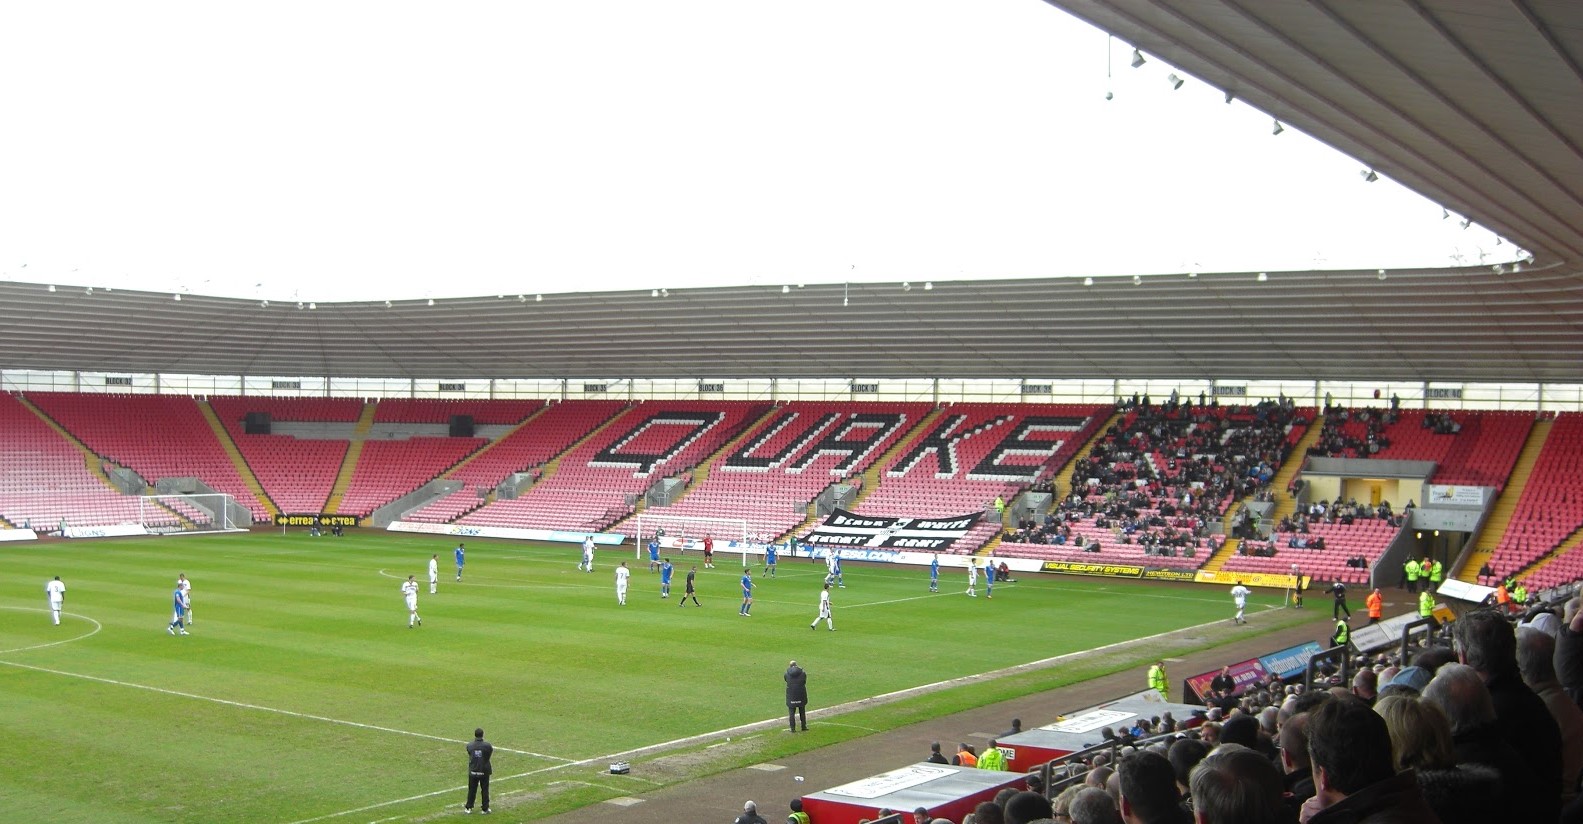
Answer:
[
  {"left": 4, "top": 266, "right": 1580, "bottom": 383},
  {"left": 5, "top": 0, "right": 1582, "bottom": 384}
]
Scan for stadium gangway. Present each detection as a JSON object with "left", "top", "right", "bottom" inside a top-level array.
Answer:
[{"left": 1027, "top": 727, "right": 1191, "bottom": 801}]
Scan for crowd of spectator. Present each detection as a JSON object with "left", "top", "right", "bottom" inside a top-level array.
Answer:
[{"left": 1004, "top": 397, "right": 1305, "bottom": 557}]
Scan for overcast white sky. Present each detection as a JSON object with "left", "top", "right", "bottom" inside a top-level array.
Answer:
[{"left": 0, "top": 0, "right": 1513, "bottom": 302}]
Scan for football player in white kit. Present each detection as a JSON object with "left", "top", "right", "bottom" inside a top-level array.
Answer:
[
  {"left": 45, "top": 576, "right": 66, "bottom": 625},
  {"left": 579, "top": 535, "right": 596, "bottom": 572},
  {"left": 1231, "top": 581, "right": 1252, "bottom": 625},
  {"left": 428, "top": 554, "right": 440, "bottom": 594},
  {"left": 966, "top": 561, "right": 978, "bottom": 597},
  {"left": 402, "top": 575, "right": 422, "bottom": 627},
  {"left": 809, "top": 582, "right": 834, "bottom": 631},
  {"left": 614, "top": 561, "right": 630, "bottom": 605}
]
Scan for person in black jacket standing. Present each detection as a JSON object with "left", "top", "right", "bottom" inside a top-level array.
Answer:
[
  {"left": 464, "top": 727, "right": 493, "bottom": 814},
  {"left": 785, "top": 660, "right": 808, "bottom": 732}
]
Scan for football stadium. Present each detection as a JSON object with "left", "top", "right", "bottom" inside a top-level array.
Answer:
[{"left": 4, "top": 2, "right": 1583, "bottom": 824}]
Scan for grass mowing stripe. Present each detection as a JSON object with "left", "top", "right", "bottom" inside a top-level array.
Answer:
[{"left": 2, "top": 532, "right": 1295, "bottom": 821}]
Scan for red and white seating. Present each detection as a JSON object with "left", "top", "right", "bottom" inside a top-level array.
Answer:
[
  {"left": 1220, "top": 519, "right": 1401, "bottom": 585},
  {"left": 461, "top": 401, "right": 769, "bottom": 532},
  {"left": 27, "top": 392, "right": 267, "bottom": 519},
  {"left": 1489, "top": 413, "right": 1583, "bottom": 587},
  {"left": 208, "top": 397, "right": 362, "bottom": 514}
]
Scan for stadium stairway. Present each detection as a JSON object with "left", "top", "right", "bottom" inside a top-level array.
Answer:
[
  {"left": 1510, "top": 525, "right": 1583, "bottom": 587},
  {"left": 1201, "top": 415, "right": 1322, "bottom": 574},
  {"left": 324, "top": 402, "right": 377, "bottom": 514},
  {"left": 846, "top": 408, "right": 945, "bottom": 511},
  {"left": 196, "top": 400, "right": 279, "bottom": 517},
  {"left": 1047, "top": 409, "right": 1122, "bottom": 500},
  {"left": 441, "top": 403, "right": 551, "bottom": 481},
  {"left": 534, "top": 405, "right": 637, "bottom": 484},
  {"left": 1456, "top": 417, "right": 1552, "bottom": 581},
  {"left": 666, "top": 404, "right": 780, "bottom": 504},
  {"left": 16, "top": 394, "right": 132, "bottom": 492}
]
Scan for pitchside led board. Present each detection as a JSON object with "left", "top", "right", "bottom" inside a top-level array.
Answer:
[
  {"left": 996, "top": 691, "right": 1205, "bottom": 773},
  {"left": 799, "top": 763, "right": 1027, "bottom": 824}
]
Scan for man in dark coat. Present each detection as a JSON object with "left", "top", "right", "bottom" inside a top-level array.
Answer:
[{"left": 785, "top": 660, "right": 808, "bottom": 732}]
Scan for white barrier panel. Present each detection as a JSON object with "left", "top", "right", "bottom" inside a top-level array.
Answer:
[
  {"left": 64, "top": 524, "right": 149, "bottom": 539},
  {"left": 1434, "top": 578, "right": 1496, "bottom": 604},
  {"left": 0, "top": 529, "right": 40, "bottom": 542},
  {"left": 386, "top": 521, "right": 626, "bottom": 545}
]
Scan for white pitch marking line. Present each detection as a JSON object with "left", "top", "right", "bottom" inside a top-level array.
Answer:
[
  {"left": 288, "top": 608, "right": 1261, "bottom": 823},
  {"left": 0, "top": 608, "right": 102, "bottom": 654},
  {"left": 0, "top": 657, "right": 570, "bottom": 762}
]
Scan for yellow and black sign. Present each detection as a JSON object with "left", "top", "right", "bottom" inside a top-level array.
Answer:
[
  {"left": 1040, "top": 560, "right": 1144, "bottom": 578},
  {"left": 274, "top": 513, "right": 360, "bottom": 527},
  {"left": 1141, "top": 568, "right": 1199, "bottom": 583},
  {"left": 1193, "top": 570, "right": 1301, "bottom": 589}
]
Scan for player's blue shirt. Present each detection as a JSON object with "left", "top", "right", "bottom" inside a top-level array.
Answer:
[
  {"left": 985, "top": 562, "right": 995, "bottom": 589},
  {"left": 455, "top": 547, "right": 465, "bottom": 567},
  {"left": 930, "top": 557, "right": 940, "bottom": 579},
  {"left": 172, "top": 587, "right": 186, "bottom": 615},
  {"left": 648, "top": 540, "right": 659, "bottom": 560},
  {"left": 765, "top": 545, "right": 777, "bottom": 564},
  {"left": 660, "top": 563, "right": 673, "bottom": 583},
  {"left": 741, "top": 573, "right": 752, "bottom": 597},
  {"left": 832, "top": 555, "right": 842, "bottom": 573}
]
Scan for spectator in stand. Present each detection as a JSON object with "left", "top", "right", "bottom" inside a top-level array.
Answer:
[
  {"left": 953, "top": 742, "right": 978, "bottom": 767},
  {"left": 1188, "top": 744, "right": 1286, "bottom": 824},
  {"left": 925, "top": 741, "right": 948, "bottom": 764},
  {"left": 1276, "top": 712, "right": 1316, "bottom": 812},
  {"left": 1167, "top": 737, "right": 1210, "bottom": 801},
  {"left": 1421, "top": 663, "right": 1533, "bottom": 820},
  {"left": 1452, "top": 609, "right": 1562, "bottom": 821},
  {"left": 1117, "top": 750, "right": 1190, "bottom": 824},
  {"left": 1350, "top": 669, "right": 1378, "bottom": 705},
  {"left": 1373, "top": 694, "right": 1499, "bottom": 824},
  {"left": 1065, "top": 787, "right": 1118, "bottom": 824},
  {"left": 1517, "top": 626, "right": 1583, "bottom": 801},
  {"left": 1302, "top": 696, "right": 1440, "bottom": 824},
  {"left": 1555, "top": 596, "right": 1583, "bottom": 714},
  {"left": 970, "top": 800, "right": 1005, "bottom": 824}
]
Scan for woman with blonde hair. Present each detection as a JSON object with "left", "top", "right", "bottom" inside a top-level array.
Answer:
[{"left": 1373, "top": 694, "right": 1498, "bottom": 824}]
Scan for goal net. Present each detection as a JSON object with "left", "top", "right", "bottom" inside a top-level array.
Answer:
[
  {"left": 633, "top": 514, "right": 752, "bottom": 563},
  {"left": 137, "top": 494, "right": 248, "bottom": 534}
]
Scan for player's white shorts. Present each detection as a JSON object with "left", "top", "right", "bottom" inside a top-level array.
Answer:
[
  {"left": 405, "top": 596, "right": 418, "bottom": 611},
  {"left": 616, "top": 584, "right": 628, "bottom": 595}
]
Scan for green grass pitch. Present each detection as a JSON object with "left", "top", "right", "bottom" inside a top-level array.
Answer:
[{"left": 0, "top": 531, "right": 1273, "bottom": 823}]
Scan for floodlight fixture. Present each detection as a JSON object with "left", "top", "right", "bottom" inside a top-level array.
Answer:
[
  {"left": 46, "top": 284, "right": 56, "bottom": 292},
  {"left": 1377, "top": 269, "right": 1387, "bottom": 281},
  {"left": 173, "top": 293, "right": 181, "bottom": 301},
  {"left": 1131, "top": 49, "right": 1146, "bottom": 68},
  {"left": 1225, "top": 90, "right": 1235, "bottom": 104},
  {"left": 1460, "top": 218, "right": 1472, "bottom": 229},
  {"left": 1442, "top": 207, "right": 1451, "bottom": 220},
  {"left": 1167, "top": 73, "right": 1184, "bottom": 90},
  {"left": 1132, "top": 274, "right": 1142, "bottom": 286},
  {"left": 1256, "top": 272, "right": 1268, "bottom": 282},
  {"left": 902, "top": 282, "right": 911, "bottom": 291},
  {"left": 535, "top": 294, "right": 543, "bottom": 302},
  {"left": 427, "top": 298, "right": 435, "bottom": 306},
  {"left": 923, "top": 282, "right": 933, "bottom": 290},
  {"left": 1360, "top": 169, "right": 1378, "bottom": 183},
  {"left": 260, "top": 299, "right": 269, "bottom": 308},
  {"left": 1272, "top": 120, "right": 1284, "bottom": 136},
  {"left": 1083, "top": 277, "right": 1094, "bottom": 286},
  {"left": 781, "top": 284, "right": 790, "bottom": 293}
]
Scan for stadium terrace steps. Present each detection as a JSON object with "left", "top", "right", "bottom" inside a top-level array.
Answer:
[
  {"left": 196, "top": 400, "right": 280, "bottom": 517},
  {"left": 623, "top": 402, "right": 934, "bottom": 543},
  {"left": 324, "top": 402, "right": 377, "bottom": 514},
  {"left": 461, "top": 401, "right": 770, "bottom": 533},
  {"left": 0, "top": 395, "right": 187, "bottom": 530},
  {"left": 1486, "top": 413, "right": 1583, "bottom": 585},
  {"left": 1457, "top": 417, "right": 1551, "bottom": 582},
  {"left": 1048, "top": 409, "right": 1122, "bottom": 500},
  {"left": 1201, "top": 538, "right": 1241, "bottom": 573},
  {"left": 440, "top": 403, "right": 550, "bottom": 481}
]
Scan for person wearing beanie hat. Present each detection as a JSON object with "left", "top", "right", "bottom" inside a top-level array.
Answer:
[{"left": 1382, "top": 665, "right": 1432, "bottom": 694}]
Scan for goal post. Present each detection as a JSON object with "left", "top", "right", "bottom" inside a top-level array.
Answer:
[
  {"left": 138, "top": 493, "right": 247, "bottom": 534},
  {"left": 633, "top": 513, "right": 752, "bottom": 564}
]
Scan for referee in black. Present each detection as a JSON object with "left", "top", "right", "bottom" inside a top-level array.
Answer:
[{"left": 464, "top": 727, "right": 493, "bottom": 814}]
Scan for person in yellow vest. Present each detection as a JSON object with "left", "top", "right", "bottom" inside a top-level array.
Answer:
[
  {"left": 1513, "top": 581, "right": 1529, "bottom": 606},
  {"left": 787, "top": 798, "right": 810, "bottom": 824},
  {"left": 978, "top": 739, "right": 1007, "bottom": 771},
  {"left": 1148, "top": 660, "right": 1168, "bottom": 700},
  {"left": 1428, "top": 558, "right": 1444, "bottom": 587},
  {"left": 1403, "top": 558, "right": 1421, "bottom": 594},
  {"left": 1365, "top": 588, "right": 1383, "bottom": 625},
  {"left": 1418, "top": 589, "right": 1435, "bottom": 619},
  {"left": 1331, "top": 618, "right": 1350, "bottom": 648}
]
